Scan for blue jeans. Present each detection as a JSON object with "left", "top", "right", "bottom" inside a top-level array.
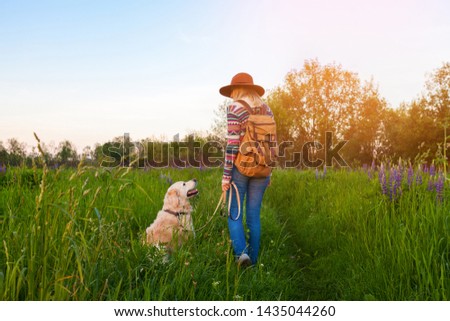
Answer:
[{"left": 228, "top": 167, "right": 270, "bottom": 264}]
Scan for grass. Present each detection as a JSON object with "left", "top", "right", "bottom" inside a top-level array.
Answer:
[{"left": 0, "top": 165, "right": 449, "bottom": 300}]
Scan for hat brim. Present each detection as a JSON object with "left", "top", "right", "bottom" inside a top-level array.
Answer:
[{"left": 219, "top": 84, "right": 265, "bottom": 98}]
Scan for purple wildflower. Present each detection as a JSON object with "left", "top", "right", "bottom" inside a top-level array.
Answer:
[
  {"left": 0, "top": 164, "right": 5, "bottom": 173},
  {"left": 379, "top": 169, "right": 389, "bottom": 197},
  {"left": 416, "top": 169, "right": 423, "bottom": 185},
  {"left": 371, "top": 160, "right": 376, "bottom": 172},
  {"left": 388, "top": 167, "right": 402, "bottom": 200},
  {"left": 430, "top": 164, "right": 436, "bottom": 177},
  {"left": 435, "top": 173, "right": 444, "bottom": 203},
  {"left": 388, "top": 168, "right": 395, "bottom": 200},
  {"left": 397, "top": 162, "right": 402, "bottom": 175},
  {"left": 323, "top": 166, "right": 327, "bottom": 177},
  {"left": 427, "top": 179, "right": 434, "bottom": 192},
  {"left": 315, "top": 168, "right": 319, "bottom": 180},
  {"left": 407, "top": 166, "right": 414, "bottom": 188},
  {"left": 393, "top": 167, "right": 402, "bottom": 198}
]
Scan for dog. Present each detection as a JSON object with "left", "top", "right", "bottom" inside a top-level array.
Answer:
[{"left": 145, "top": 179, "right": 198, "bottom": 252}]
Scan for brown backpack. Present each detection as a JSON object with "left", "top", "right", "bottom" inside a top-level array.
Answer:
[{"left": 234, "top": 100, "right": 278, "bottom": 178}]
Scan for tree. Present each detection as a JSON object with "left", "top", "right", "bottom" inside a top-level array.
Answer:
[
  {"left": 210, "top": 99, "right": 230, "bottom": 144},
  {"left": 82, "top": 146, "right": 93, "bottom": 160},
  {"left": 381, "top": 62, "right": 450, "bottom": 164},
  {"left": 424, "top": 62, "right": 450, "bottom": 161},
  {"left": 7, "top": 138, "right": 26, "bottom": 166},
  {"left": 56, "top": 140, "right": 78, "bottom": 166},
  {"left": 32, "top": 142, "right": 54, "bottom": 166},
  {"left": 0, "top": 141, "right": 8, "bottom": 165},
  {"left": 94, "top": 134, "right": 136, "bottom": 168},
  {"left": 267, "top": 59, "right": 385, "bottom": 166},
  {"left": 344, "top": 82, "right": 387, "bottom": 165},
  {"left": 380, "top": 105, "right": 410, "bottom": 160},
  {"left": 425, "top": 62, "right": 450, "bottom": 123}
]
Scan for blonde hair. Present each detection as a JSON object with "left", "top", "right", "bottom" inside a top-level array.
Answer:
[{"left": 230, "top": 87, "right": 264, "bottom": 107}]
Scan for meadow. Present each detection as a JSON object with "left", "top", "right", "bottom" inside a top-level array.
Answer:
[{"left": 0, "top": 163, "right": 448, "bottom": 301}]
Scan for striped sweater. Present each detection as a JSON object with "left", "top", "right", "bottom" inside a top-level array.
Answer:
[{"left": 222, "top": 100, "right": 274, "bottom": 184}]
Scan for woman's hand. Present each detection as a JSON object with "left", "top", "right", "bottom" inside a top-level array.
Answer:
[{"left": 222, "top": 182, "right": 230, "bottom": 192}]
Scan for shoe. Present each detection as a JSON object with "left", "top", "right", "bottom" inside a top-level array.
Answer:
[{"left": 237, "top": 254, "right": 252, "bottom": 268}]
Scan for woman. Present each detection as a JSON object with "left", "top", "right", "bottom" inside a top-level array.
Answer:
[{"left": 219, "top": 72, "right": 275, "bottom": 267}]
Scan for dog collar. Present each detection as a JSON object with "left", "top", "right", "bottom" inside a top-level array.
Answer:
[{"left": 164, "top": 209, "right": 187, "bottom": 217}]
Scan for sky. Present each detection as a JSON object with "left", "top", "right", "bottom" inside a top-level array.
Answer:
[{"left": 1, "top": 0, "right": 450, "bottom": 152}]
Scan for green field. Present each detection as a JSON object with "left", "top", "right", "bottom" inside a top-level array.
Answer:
[{"left": 0, "top": 165, "right": 448, "bottom": 300}]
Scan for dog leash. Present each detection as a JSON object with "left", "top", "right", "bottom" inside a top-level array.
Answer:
[
  {"left": 210, "top": 181, "right": 241, "bottom": 221},
  {"left": 227, "top": 182, "right": 241, "bottom": 221},
  {"left": 195, "top": 182, "right": 242, "bottom": 232},
  {"left": 213, "top": 182, "right": 241, "bottom": 220}
]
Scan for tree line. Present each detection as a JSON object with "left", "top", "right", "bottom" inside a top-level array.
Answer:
[
  {"left": 1, "top": 59, "right": 449, "bottom": 169},
  {"left": 265, "top": 59, "right": 450, "bottom": 167}
]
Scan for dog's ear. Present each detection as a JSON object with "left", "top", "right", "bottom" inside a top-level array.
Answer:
[
  {"left": 165, "top": 189, "right": 180, "bottom": 209},
  {"left": 167, "top": 189, "right": 179, "bottom": 198}
]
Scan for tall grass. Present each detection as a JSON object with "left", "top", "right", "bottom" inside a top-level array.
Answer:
[
  {"left": 0, "top": 166, "right": 300, "bottom": 300},
  {"left": 268, "top": 168, "right": 449, "bottom": 300},
  {"left": 0, "top": 164, "right": 448, "bottom": 300}
]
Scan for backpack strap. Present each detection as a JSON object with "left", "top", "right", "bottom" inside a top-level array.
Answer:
[
  {"left": 258, "top": 103, "right": 270, "bottom": 115},
  {"left": 235, "top": 100, "right": 253, "bottom": 115},
  {"left": 236, "top": 100, "right": 270, "bottom": 116}
]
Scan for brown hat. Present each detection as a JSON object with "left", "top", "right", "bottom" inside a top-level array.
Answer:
[{"left": 219, "top": 72, "right": 265, "bottom": 97}]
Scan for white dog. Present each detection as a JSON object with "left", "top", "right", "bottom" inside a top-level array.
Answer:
[{"left": 145, "top": 179, "right": 198, "bottom": 251}]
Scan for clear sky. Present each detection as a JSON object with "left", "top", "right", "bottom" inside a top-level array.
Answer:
[{"left": 1, "top": 0, "right": 449, "bottom": 151}]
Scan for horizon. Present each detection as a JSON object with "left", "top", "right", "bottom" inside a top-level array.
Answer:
[{"left": 1, "top": 0, "right": 450, "bottom": 152}]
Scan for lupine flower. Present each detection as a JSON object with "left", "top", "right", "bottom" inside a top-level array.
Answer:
[
  {"left": 379, "top": 163, "right": 385, "bottom": 176},
  {"left": 392, "top": 167, "right": 402, "bottom": 199},
  {"left": 378, "top": 164, "right": 384, "bottom": 185},
  {"left": 388, "top": 168, "right": 395, "bottom": 200},
  {"left": 323, "top": 166, "right": 327, "bottom": 177},
  {"left": 427, "top": 179, "right": 434, "bottom": 192},
  {"left": 430, "top": 164, "right": 436, "bottom": 177},
  {"left": 379, "top": 169, "right": 389, "bottom": 197},
  {"left": 407, "top": 166, "right": 414, "bottom": 188},
  {"left": 315, "top": 168, "right": 319, "bottom": 180},
  {"left": 435, "top": 173, "right": 444, "bottom": 203},
  {"left": 416, "top": 169, "right": 423, "bottom": 185},
  {"left": 371, "top": 160, "right": 376, "bottom": 172},
  {"left": 387, "top": 168, "right": 401, "bottom": 200}
]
